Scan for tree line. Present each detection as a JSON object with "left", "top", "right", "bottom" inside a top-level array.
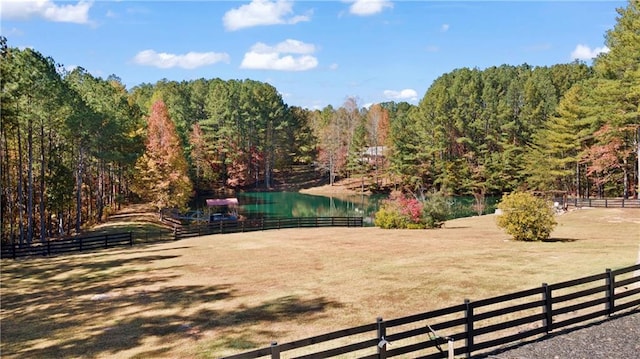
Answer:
[
  {"left": 1, "top": 38, "right": 144, "bottom": 246},
  {"left": 1, "top": 0, "right": 638, "bottom": 245}
]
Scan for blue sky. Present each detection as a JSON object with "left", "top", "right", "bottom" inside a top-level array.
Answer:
[{"left": 0, "top": 0, "right": 624, "bottom": 109}]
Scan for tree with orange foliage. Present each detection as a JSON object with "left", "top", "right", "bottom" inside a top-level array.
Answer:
[
  {"left": 133, "top": 100, "right": 193, "bottom": 213},
  {"left": 583, "top": 124, "right": 635, "bottom": 197}
]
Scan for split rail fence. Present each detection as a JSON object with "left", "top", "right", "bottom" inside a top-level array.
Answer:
[
  {"left": 174, "top": 217, "right": 363, "bottom": 239},
  {"left": 223, "top": 264, "right": 640, "bottom": 359}
]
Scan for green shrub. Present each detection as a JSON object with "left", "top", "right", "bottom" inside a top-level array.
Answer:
[
  {"left": 422, "top": 191, "right": 451, "bottom": 228},
  {"left": 496, "top": 192, "right": 557, "bottom": 241},
  {"left": 374, "top": 205, "right": 408, "bottom": 229}
]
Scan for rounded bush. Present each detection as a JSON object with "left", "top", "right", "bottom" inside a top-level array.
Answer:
[
  {"left": 496, "top": 192, "right": 557, "bottom": 241},
  {"left": 374, "top": 206, "right": 408, "bottom": 229}
]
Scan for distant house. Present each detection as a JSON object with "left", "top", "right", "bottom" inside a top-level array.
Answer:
[{"left": 361, "top": 146, "right": 386, "bottom": 165}]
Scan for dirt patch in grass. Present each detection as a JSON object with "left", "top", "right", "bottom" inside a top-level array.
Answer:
[
  {"left": 1, "top": 208, "right": 639, "bottom": 358},
  {"left": 86, "top": 204, "right": 175, "bottom": 243}
]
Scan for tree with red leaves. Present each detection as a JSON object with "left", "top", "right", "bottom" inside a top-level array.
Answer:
[{"left": 583, "top": 124, "right": 634, "bottom": 197}]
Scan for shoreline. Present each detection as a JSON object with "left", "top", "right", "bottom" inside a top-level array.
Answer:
[
  {"left": 299, "top": 184, "right": 365, "bottom": 196},
  {"left": 297, "top": 176, "right": 378, "bottom": 197}
]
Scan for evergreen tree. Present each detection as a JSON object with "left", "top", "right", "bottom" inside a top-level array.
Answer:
[
  {"left": 590, "top": 0, "right": 640, "bottom": 198},
  {"left": 525, "top": 82, "right": 597, "bottom": 192}
]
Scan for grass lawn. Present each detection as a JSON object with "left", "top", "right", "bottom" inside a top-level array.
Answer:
[{"left": 1, "top": 208, "right": 639, "bottom": 358}]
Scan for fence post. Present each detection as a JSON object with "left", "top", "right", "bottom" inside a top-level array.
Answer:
[
  {"left": 79, "top": 236, "right": 83, "bottom": 251},
  {"left": 464, "top": 299, "right": 474, "bottom": 358},
  {"left": 606, "top": 269, "right": 615, "bottom": 316},
  {"left": 105, "top": 234, "right": 109, "bottom": 249},
  {"left": 270, "top": 341, "right": 280, "bottom": 359},
  {"left": 47, "top": 238, "right": 51, "bottom": 256},
  {"left": 542, "top": 283, "right": 553, "bottom": 333},
  {"left": 377, "top": 317, "right": 387, "bottom": 359},
  {"left": 129, "top": 232, "right": 133, "bottom": 246}
]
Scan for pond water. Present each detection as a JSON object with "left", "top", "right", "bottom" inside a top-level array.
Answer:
[
  {"left": 237, "top": 192, "right": 384, "bottom": 225},
  {"left": 193, "top": 192, "right": 499, "bottom": 226}
]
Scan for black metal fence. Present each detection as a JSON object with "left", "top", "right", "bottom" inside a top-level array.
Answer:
[{"left": 222, "top": 264, "right": 640, "bottom": 359}]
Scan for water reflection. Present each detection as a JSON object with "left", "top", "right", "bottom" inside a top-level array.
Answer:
[
  {"left": 191, "top": 192, "right": 498, "bottom": 226},
  {"left": 237, "top": 192, "right": 384, "bottom": 224}
]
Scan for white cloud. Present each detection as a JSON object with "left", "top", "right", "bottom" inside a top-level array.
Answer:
[
  {"left": 383, "top": 89, "right": 418, "bottom": 101},
  {"left": 348, "top": 0, "right": 393, "bottom": 16},
  {"left": 223, "top": 0, "right": 310, "bottom": 31},
  {"left": 440, "top": 23, "right": 450, "bottom": 32},
  {"left": 329, "top": 63, "right": 339, "bottom": 70},
  {"left": 251, "top": 39, "right": 316, "bottom": 54},
  {"left": 133, "top": 50, "right": 230, "bottom": 69},
  {"left": 240, "top": 39, "right": 318, "bottom": 71},
  {"left": 570, "top": 44, "right": 610, "bottom": 60},
  {"left": 0, "top": 0, "right": 93, "bottom": 24}
]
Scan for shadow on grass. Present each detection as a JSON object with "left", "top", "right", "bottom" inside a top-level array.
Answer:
[
  {"left": 87, "top": 222, "right": 175, "bottom": 244},
  {"left": 1, "top": 254, "right": 180, "bottom": 283},
  {"left": 543, "top": 237, "right": 581, "bottom": 243},
  {"left": 4, "top": 292, "right": 338, "bottom": 358},
  {"left": 1, "top": 251, "right": 341, "bottom": 359}
]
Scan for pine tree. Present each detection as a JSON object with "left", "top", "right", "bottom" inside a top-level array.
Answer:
[
  {"left": 525, "top": 82, "right": 597, "bottom": 192},
  {"left": 590, "top": 0, "right": 640, "bottom": 198}
]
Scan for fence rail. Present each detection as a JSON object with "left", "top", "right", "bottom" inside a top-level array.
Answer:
[
  {"left": 175, "top": 217, "right": 363, "bottom": 240},
  {"left": 1, "top": 232, "right": 133, "bottom": 259},
  {"left": 569, "top": 198, "right": 640, "bottom": 208},
  {"left": 1, "top": 217, "right": 363, "bottom": 259},
  {"left": 222, "top": 264, "right": 640, "bottom": 359}
]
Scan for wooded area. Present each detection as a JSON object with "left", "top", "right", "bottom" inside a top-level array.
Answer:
[{"left": 1, "top": 1, "right": 638, "bottom": 245}]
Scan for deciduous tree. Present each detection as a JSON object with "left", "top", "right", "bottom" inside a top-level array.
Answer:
[{"left": 133, "top": 100, "right": 193, "bottom": 212}]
